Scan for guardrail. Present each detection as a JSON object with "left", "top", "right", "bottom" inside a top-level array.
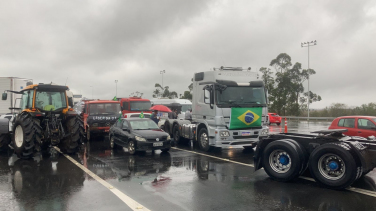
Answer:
[{"left": 282, "top": 116, "right": 336, "bottom": 121}]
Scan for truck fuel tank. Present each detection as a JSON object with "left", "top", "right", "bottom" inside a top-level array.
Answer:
[{"left": 181, "top": 124, "right": 196, "bottom": 140}]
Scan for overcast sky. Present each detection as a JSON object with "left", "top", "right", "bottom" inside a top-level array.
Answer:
[{"left": 1, "top": 0, "right": 375, "bottom": 109}]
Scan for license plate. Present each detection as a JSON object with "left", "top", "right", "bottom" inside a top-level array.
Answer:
[
  {"left": 153, "top": 142, "right": 163, "bottom": 147},
  {"left": 242, "top": 132, "right": 251, "bottom": 136}
]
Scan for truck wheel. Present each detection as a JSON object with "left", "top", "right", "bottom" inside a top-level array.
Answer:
[
  {"left": 262, "top": 140, "right": 302, "bottom": 182},
  {"left": 173, "top": 125, "right": 181, "bottom": 144},
  {"left": 198, "top": 128, "right": 211, "bottom": 152},
  {"left": 128, "top": 140, "right": 136, "bottom": 155},
  {"left": 60, "top": 116, "right": 84, "bottom": 154},
  {"left": 12, "top": 113, "right": 41, "bottom": 158},
  {"left": 309, "top": 143, "right": 358, "bottom": 189}
]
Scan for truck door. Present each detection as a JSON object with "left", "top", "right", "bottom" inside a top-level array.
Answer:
[{"left": 356, "top": 118, "right": 376, "bottom": 138}]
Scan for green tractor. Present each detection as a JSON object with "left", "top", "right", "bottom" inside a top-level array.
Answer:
[{"left": 1, "top": 83, "right": 84, "bottom": 158}]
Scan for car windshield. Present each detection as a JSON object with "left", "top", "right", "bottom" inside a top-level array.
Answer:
[
  {"left": 89, "top": 103, "right": 121, "bottom": 115},
  {"left": 129, "top": 120, "right": 159, "bottom": 130},
  {"left": 216, "top": 86, "right": 266, "bottom": 106},
  {"left": 35, "top": 91, "right": 67, "bottom": 111},
  {"left": 181, "top": 105, "right": 192, "bottom": 112},
  {"left": 130, "top": 101, "right": 151, "bottom": 111}
]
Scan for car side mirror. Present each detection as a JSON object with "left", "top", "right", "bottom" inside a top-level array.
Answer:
[{"left": 2, "top": 93, "right": 7, "bottom": 101}]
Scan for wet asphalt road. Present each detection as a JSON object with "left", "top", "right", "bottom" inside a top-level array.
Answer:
[{"left": 2, "top": 120, "right": 376, "bottom": 211}]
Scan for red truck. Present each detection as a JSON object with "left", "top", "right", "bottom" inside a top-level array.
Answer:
[
  {"left": 119, "top": 97, "right": 152, "bottom": 118},
  {"left": 81, "top": 100, "right": 121, "bottom": 141}
]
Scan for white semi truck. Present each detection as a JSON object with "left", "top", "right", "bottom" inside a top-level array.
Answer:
[
  {"left": 0, "top": 77, "right": 33, "bottom": 114},
  {"left": 163, "top": 67, "right": 269, "bottom": 151}
]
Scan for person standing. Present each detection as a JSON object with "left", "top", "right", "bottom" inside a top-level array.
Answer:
[
  {"left": 150, "top": 110, "right": 159, "bottom": 124},
  {"left": 185, "top": 109, "right": 192, "bottom": 120},
  {"left": 172, "top": 109, "right": 177, "bottom": 119}
]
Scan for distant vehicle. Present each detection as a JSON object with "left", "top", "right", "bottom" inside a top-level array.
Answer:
[
  {"left": 268, "top": 113, "right": 282, "bottom": 125},
  {"left": 81, "top": 100, "right": 121, "bottom": 141},
  {"left": 109, "top": 118, "right": 171, "bottom": 155},
  {"left": 328, "top": 116, "right": 376, "bottom": 138},
  {"left": 150, "top": 98, "right": 192, "bottom": 120},
  {"left": 0, "top": 77, "right": 33, "bottom": 114},
  {"left": 119, "top": 97, "right": 152, "bottom": 118}
]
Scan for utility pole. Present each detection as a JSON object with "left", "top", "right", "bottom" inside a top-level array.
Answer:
[
  {"left": 115, "top": 80, "right": 118, "bottom": 97},
  {"left": 301, "top": 40, "right": 317, "bottom": 120}
]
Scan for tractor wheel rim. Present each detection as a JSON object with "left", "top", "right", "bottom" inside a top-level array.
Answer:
[
  {"left": 318, "top": 153, "right": 345, "bottom": 180},
  {"left": 129, "top": 142, "right": 135, "bottom": 153},
  {"left": 200, "top": 133, "right": 208, "bottom": 148},
  {"left": 15, "top": 125, "right": 24, "bottom": 148},
  {"left": 14, "top": 170, "right": 23, "bottom": 193},
  {"left": 269, "top": 150, "right": 292, "bottom": 173}
]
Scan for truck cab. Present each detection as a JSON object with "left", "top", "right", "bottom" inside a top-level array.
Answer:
[
  {"left": 81, "top": 100, "right": 121, "bottom": 141},
  {"left": 192, "top": 67, "right": 269, "bottom": 150},
  {"left": 119, "top": 97, "right": 152, "bottom": 118}
]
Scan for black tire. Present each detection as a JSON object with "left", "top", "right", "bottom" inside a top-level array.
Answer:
[
  {"left": 60, "top": 116, "right": 84, "bottom": 154},
  {"left": 198, "top": 128, "right": 210, "bottom": 152},
  {"left": 173, "top": 125, "right": 181, "bottom": 144},
  {"left": 161, "top": 147, "right": 170, "bottom": 152},
  {"left": 128, "top": 140, "right": 136, "bottom": 155},
  {"left": 309, "top": 143, "right": 358, "bottom": 189},
  {"left": 262, "top": 140, "right": 303, "bottom": 182},
  {"left": 12, "top": 112, "right": 42, "bottom": 159},
  {"left": 0, "top": 134, "right": 11, "bottom": 151}
]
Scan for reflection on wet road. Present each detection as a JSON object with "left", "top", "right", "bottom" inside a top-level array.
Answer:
[{"left": 2, "top": 120, "right": 376, "bottom": 211}]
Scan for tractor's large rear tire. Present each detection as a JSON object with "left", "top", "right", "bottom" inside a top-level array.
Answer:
[
  {"left": 12, "top": 113, "right": 42, "bottom": 159},
  {"left": 60, "top": 116, "right": 84, "bottom": 154}
]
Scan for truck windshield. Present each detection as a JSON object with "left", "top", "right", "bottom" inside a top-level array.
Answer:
[
  {"left": 89, "top": 103, "right": 121, "bottom": 115},
  {"left": 181, "top": 105, "right": 192, "bottom": 112},
  {"left": 35, "top": 91, "right": 67, "bottom": 111},
  {"left": 216, "top": 87, "right": 266, "bottom": 106},
  {"left": 130, "top": 101, "right": 151, "bottom": 111}
]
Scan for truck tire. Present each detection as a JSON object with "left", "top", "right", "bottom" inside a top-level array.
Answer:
[
  {"left": 173, "top": 125, "right": 181, "bottom": 144},
  {"left": 309, "top": 143, "right": 358, "bottom": 189},
  {"left": 12, "top": 113, "right": 41, "bottom": 158},
  {"left": 262, "top": 140, "right": 303, "bottom": 182},
  {"left": 198, "top": 128, "right": 211, "bottom": 152},
  {"left": 60, "top": 116, "right": 84, "bottom": 154}
]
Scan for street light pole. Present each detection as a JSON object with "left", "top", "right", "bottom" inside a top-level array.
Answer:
[
  {"left": 160, "top": 70, "right": 166, "bottom": 88},
  {"left": 301, "top": 40, "right": 317, "bottom": 120},
  {"left": 115, "top": 80, "right": 118, "bottom": 97}
]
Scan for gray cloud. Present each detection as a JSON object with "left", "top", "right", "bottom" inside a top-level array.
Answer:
[{"left": 0, "top": 0, "right": 375, "bottom": 108}]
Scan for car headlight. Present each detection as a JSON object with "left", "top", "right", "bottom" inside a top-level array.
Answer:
[
  {"left": 261, "top": 128, "right": 269, "bottom": 135},
  {"left": 220, "top": 131, "right": 230, "bottom": 137},
  {"left": 135, "top": 136, "right": 146, "bottom": 142},
  {"left": 167, "top": 135, "right": 171, "bottom": 140}
]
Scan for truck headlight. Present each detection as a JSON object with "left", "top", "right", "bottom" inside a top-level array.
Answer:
[
  {"left": 135, "top": 136, "right": 146, "bottom": 142},
  {"left": 261, "top": 128, "right": 269, "bottom": 136},
  {"left": 167, "top": 135, "right": 171, "bottom": 140},
  {"left": 220, "top": 131, "right": 230, "bottom": 137}
]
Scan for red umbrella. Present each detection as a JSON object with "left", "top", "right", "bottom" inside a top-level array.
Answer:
[{"left": 149, "top": 105, "right": 172, "bottom": 112}]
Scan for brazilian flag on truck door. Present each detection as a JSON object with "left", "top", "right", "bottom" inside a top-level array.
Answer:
[{"left": 229, "top": 107, "right": 262, "bottom": 130}]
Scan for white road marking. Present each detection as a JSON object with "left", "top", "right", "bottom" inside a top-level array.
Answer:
[
  {"left": 172, "top": 147, "right": 376, "bottom": 198},
  {"left": 54, "top": 147, "right": 151, "bottom": 211}
]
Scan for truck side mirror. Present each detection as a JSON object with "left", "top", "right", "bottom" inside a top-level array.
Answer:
[{"left": 2, "top": 93, "right": 7, "bottom": 101}]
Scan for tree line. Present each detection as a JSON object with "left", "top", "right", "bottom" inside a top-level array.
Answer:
[{"left": 306, "top": 103, "right": 376, "bottom": 117}]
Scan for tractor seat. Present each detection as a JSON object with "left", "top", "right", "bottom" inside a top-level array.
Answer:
[{"left": 44, "top": 105, "right": 55, "bottom": 111}]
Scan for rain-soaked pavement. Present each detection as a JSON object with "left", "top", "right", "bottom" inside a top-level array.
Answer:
[{"left": 2, "top": 120, "right": 376, "bottom": 211}]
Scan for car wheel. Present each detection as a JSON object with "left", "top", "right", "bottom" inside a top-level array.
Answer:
[
  {"left": 198, "top": 128, "right": 210, "bottom": 152},
  {"left": 128, "top": 140, "right": 136, "bottom": 155}
]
